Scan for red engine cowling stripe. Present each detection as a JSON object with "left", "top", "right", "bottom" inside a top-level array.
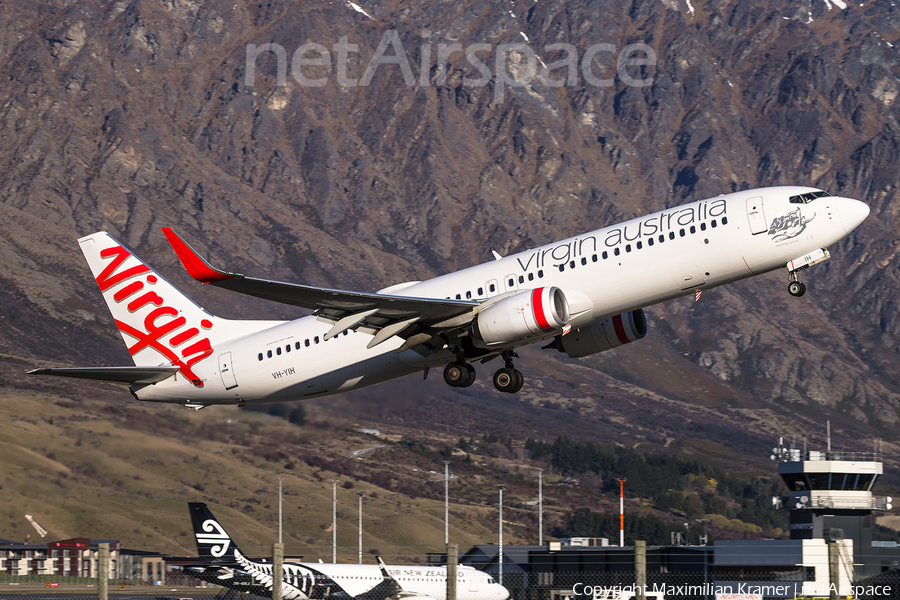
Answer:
[
  {"left": 612, "top": 313, "right": 630, "bottom": 344},
  {"left": 532, "top": 288, "right": 553, "bottom": 332}
]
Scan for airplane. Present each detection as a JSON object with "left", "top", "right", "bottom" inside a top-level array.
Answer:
[
  {"left": 28, "top": 186, "right": 869, "bottom": 407},
  {"left": 185, "top": 502, "right": 508, "bottom": 600}
]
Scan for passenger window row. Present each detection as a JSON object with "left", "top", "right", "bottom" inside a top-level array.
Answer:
[
  {"left": 447, "top": 217, "right": 728, "bottom": 298},
  {"left": 257, "top": 330, "right": 350, "bottom": 361}
]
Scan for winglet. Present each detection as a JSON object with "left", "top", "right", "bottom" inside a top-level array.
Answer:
[{"left": 162, "top": 228, "right": 235, "bottom": 283}]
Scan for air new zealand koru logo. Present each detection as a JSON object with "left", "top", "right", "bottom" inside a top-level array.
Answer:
[
  {"left": 196, "top": 519, "right": 231, "bottom": 557},
  {"left": 768, "top": 208, "right": 815, "bottom": 242}
]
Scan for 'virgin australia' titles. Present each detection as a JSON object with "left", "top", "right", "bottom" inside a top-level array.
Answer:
[{"left": 517, "top": 198, "right": 727, "bottom": 271}]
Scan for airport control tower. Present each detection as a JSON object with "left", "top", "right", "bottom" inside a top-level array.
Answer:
[{"left": 772, "top": 433, "right": 893, "bottom": 574}]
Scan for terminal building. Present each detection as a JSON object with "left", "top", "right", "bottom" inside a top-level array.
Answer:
[{"left": 0, "top": 538, "right": 165, "bottom": 582}]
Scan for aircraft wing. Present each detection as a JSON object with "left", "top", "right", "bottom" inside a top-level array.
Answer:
[{"left": 163, "top": 228, "right": 479, "bottom": 349}]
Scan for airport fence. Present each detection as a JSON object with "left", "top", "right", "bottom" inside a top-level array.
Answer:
[
  {"left": 2, "top": 572, "right": 900, "bottom": 600},
  {"left": 3, "top": 540, "right": 900, "bottom": 600},
  {"left": 4, "top": 570, "right": 895, "bottom": 600},
  {"left": 0, "top": 582, "right": 224, "bottom": 600},
  {"left": 497, "top": 571, "right": 810, "bottom": 600}
]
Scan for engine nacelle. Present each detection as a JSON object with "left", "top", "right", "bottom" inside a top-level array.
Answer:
[
  {"left": 551, "top": 309, "right": 648, "bottom": 358},
  {"left": 476, "top": 287, "right": 570, "bottom": 345}
]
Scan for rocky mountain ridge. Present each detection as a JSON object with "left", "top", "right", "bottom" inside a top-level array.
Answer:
[{"left": 1, "top": 0, "right": 900, "bottom": 453}]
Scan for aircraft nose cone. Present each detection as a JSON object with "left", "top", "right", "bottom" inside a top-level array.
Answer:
[{"left": 838, "top": 198, "right": 870, "bottom": 234}]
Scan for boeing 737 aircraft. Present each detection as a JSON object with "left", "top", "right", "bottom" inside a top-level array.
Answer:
[
  {"left": 29, "top": 186, "right": 869, "bottom": 407},
  {"left": 186, "top": 502, "right": 507, "bottom": 600}
]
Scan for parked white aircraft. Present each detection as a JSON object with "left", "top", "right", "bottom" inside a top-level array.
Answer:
[
  {"left": 29, "top": 186, "right": 868, "bottom": 406},
  {"left": 187, "top": 502, "right": 507, "bottom": 600}
]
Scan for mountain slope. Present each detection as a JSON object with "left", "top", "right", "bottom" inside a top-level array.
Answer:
[{"left": 1, "top": 0, "right": 900, "bottom": 520}]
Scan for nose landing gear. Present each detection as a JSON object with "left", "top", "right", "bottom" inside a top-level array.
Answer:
[
  {"left": 788, "top": 280, "right": 807, "bottom": 297},
  {"left": 786, "top": 248, "right": 830, "bottom": 297},
  {"left": 788, "top": 272, "right": 807, "bottom": 297}
]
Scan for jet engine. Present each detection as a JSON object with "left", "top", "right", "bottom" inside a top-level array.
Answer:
[
  {"left": 547, "top": 309, "right": 647, "bottom": 358},
  {"left": 475, "top": 287, "right": 570, "bottom": 345}
]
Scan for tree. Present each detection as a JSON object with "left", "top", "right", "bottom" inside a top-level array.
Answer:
[{"left": 684, "top": 494, "right": 704, "bottom": 520}]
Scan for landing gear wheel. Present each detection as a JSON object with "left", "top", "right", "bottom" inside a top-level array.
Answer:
[
  {"left": 493, "top": 368, "right": 514, "bottom": 392},
  {"left": 460, "top": 363, "right": 476, "bottom": 388},
  {"left": 509, "top": 369, "right": 524, "bottom": 393},
  {"left": 443, "top": 362, "right": 468, "bottom": 387},
  {"left": 788, "top": 281, "right": 807, "bottom": 297},
  {"left": 493, "top": 367, "right": 521, "bottom": 393}
]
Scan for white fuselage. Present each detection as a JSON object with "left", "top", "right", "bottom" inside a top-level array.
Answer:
[
  {"left": 135, "top": 186, "right": 868, "bottom": 405},
  {"left": 228, "top": 553, "right": 507, "bottom": 600},
  {"left": 318, "top": 563, "right": 503, "bottom": 600}
]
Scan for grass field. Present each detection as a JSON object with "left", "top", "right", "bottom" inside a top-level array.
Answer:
[{"left": 0, "top": 370, "right": 542, "bottom": 561}]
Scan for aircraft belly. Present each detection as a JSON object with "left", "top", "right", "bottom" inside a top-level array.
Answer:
[{"left": 254, "top": 345, "right": 421, "bottom": 401}]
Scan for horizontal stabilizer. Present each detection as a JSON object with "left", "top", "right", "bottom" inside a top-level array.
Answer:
[{"left": 27, "top": 366, "right": 179, "bottom": 385}]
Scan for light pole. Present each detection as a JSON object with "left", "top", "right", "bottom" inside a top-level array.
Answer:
[
  {"left": 277, "top": 477, "right": 283, "bottom": 544},
  {"left": 444, "top": 461, "right": 450, "bottom": 548},
  {"left": 538, "top": 469, "right": 543, "bottom": 546},
  {"left": 617, "top": 478, "right": 627, "bottom": 547},
  {"left": 332, "top": 480, "right": 337, "bottom": 563},
  {"left": 498, "top": 484, "right": 505, "bottom": 586},
  {"left": 697, "top": 518, "right": 710, "bottom": 600},
  {"left": 358, "top": 492, "right": 364, "bottom": 565}
]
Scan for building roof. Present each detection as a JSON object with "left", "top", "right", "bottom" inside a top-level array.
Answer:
[
  {"left": 120, "top": 548, "right": 166, "bottom": 557},
  {"left": 0, "top": 542, "right": 45, "bottom": 550},
  {"left": 460, "top": 544, "right": 547, "bottom": 570}
]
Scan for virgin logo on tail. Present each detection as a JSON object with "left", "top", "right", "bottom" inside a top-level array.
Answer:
[{"left": 97, "top": 245, "right": 213, "bottom": 387}]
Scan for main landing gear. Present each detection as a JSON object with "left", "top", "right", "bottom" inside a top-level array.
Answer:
[
  {"left": 492, "top": 352, "right": 524, "bottom": 394},
  {"left": 442, "top": 351, "right": 525, "bottom": 393},
  {"left": 443, "top": 361, "right": 476, "bottom": 388},
  {"left": 788, "top": 271, "right": 807, "bottom": 297}
]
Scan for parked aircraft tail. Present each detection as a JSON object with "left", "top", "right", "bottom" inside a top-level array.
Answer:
[{"left": 189, "top": 502, "right": 241, "bottom": 563}]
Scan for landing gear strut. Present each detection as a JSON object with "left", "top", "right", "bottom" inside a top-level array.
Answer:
[
  {"left": 788, "top": 271, "right": 807, "bottom": 297},
  {"left": 493, "top": 352, "right": 524, "bottom": 393}
]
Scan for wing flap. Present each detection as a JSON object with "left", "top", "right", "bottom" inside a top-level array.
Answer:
[{"left": 27, "top": 366, "right": 179, "bottom": 385}]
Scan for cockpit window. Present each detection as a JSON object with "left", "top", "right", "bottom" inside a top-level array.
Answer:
[{"left": 790, "top": 191, "right": 831, "bottom": 204}]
